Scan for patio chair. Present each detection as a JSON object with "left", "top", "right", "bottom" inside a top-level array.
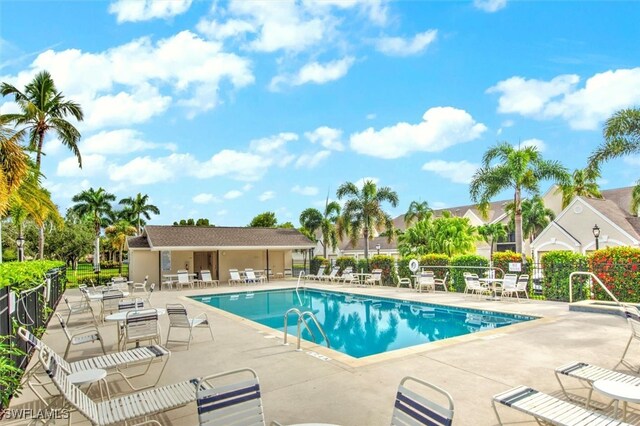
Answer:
[
  {"left": 122, "top": 309, "right": 161, "bottom": 350},
  {"left": 391, "top": 376, "right": 454, "bottom": 426},
  {"left": 555, "top": 360, "right": 640, "bottom": 406},
  {"left": 100, "top": 289, "right": 124, "bottom": 322},
  {"left": 308, "top": 266, "right": 326, "bottom": 281},
  {"left": 39, "top": 347, "right": 200, "bottom": 426},
  {"left": 18, "top": 327, "right": 171, "bottom": 396},
  {"left": 617, "top": 305, "right": 640, "bottom": 371},
  {"left": 284, "top": 268, "right": 293, "bottom": 278},
  {"left": 166, "top": 303, "right": 214, "bottom": 349},
  {"left": 132, "top": 275, "right": 148, "bottom": 293},
  {"left": 415, "top": 271, "right": 435, "bottom": 293},
  {"left": 463, "top": 273, "right": 490, "bottom": 298},
  {"left": 176, "top": 269, "right": 193, "bottom": 290},
  {"left": 499, "top": 274, "right": 519, "bottom": 300},
  {"left": 245, "top": 268, "right": 266, "bottom": 284},
  {"left": 366, "top": 269, "right": 383, "bottom": 286},
  {"left": 194, "top": 270, "right": 219, "bottom": 288},
  {"left": 144, "top": 282, "right": 155, "bottom": 305},
  {"left": 63, "top": 293, "right": 96, "bottom": 325},
  {"left": 514, "top": 274, "right": 530, "bottom": 300},
  {"left": 434, "top": 272, "right": 449, "bottom": 292},
  {"left": 55, "top": 313, "right": 106, "bottom": 358},
  {"left": 196, "top": 368, "right": 285, "bottom": 426},
  {"left": 396, "top": 272, "right": 412, "bottom": 289},
  {"left": 228, "top": 269, "right": 246, "bottom": 286},
  {"left": 492, "top": 385, "right": 631, "bottom": 426},
  {"left": 321, "top": 266, "right": 340, "bottom": 282},
  {"left": 110, "top": 276, "right": 128, "bottom": 291}
]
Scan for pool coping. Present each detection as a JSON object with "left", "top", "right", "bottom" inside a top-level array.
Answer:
[{"left": 182, "top": 285, "right": 554, "bottom": 368}]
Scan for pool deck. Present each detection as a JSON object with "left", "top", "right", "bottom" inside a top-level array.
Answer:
[{"left": 9, "top": 281, "right": 640, "bottom": 425}]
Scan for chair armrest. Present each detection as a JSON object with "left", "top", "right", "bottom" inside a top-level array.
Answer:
[
  {"left": 194, "top": 312, "right": 208, "bottom": 321},
  {"left": 270, "top": 422, "right": 284, "bottom": 426}
]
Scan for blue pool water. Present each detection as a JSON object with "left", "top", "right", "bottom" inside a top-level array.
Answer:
[{"left": 191, "top": 289, "right": 537, "bottom": 358}]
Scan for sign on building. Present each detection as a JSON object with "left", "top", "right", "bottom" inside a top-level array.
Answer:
[
  {"left": 508, "top": 262, "right": 522, "bottom": 272},
  {"left": 161, "top": 250, "right": 171, "bottom": 272}
]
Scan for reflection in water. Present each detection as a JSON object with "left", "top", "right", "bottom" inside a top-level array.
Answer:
[{"left": 192, "top": 289, "right": 534, "bottom": 358}]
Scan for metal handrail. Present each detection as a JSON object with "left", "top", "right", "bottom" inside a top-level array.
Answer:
[
  {"left": 282, "top": 308, "right": 330, "bottom": 351},
  {"left": 569, "top": 271, "right": 620, "bottom": 305},
  {"left": 417, "top": 264, "right": 506, "bottom": 278},
  {"left": 300, "top": 311, "right": 330, "bottom": 350},
  {"left": 295, "top": 272, "right": 306, "bottom": 305}
]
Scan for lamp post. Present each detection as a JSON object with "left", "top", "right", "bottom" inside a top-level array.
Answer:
[
  {"left": 592, "top": 224, "right": 600, "bottom": 251},
  {"left": 375, "top": 243, "right": 381, "bottom": 255},
  {"left": 16, "top": 235, "right": 25, "bottom": 262}
]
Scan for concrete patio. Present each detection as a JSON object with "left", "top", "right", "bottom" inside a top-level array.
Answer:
[{"left": 8, "top": 281, "right": 640, "bottom": 425}]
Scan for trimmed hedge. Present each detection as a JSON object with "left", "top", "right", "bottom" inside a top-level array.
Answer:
[
  {"left": 310, "top": 256, "right": 328, "bottom": 275},
  {"left": 369, "top": 255, "right": 395, "bottom": 286},
  {"left": 589, "top": 247, "right": 640, "bottom": 303},
  {"left": 0, "top": 260, "right": 65, "bottom": 291},
  {"left": 356, "top": 259, "right": 369, "bottom": 274},
  {"left": 450, "top": 254, "right": 489, "bottom": 292},
  {"left": 491, "top": 251, "right": 532, "bottom": 277},
  {"left": 419, "top": 254, "right": 449, "bottom": 280},
  {"left": 540, "top": 251, "right": 588, "bottom": 301}
]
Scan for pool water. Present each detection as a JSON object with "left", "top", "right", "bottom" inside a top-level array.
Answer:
[{"left": 191, "top": 289, "right": 537, "bottom": 358}]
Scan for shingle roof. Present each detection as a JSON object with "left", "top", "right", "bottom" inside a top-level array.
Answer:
[
  {"left": 129, "top": 225, "right": 315, "bottom": 249},
  {"left": 581, "top": 195, "right": 640, "bottom": 240},
  {"left": 127, "top": 235, "right": 150, "bottom": 249}
]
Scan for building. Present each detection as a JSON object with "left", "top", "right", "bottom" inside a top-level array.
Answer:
[{"left": 126, "top": 225, "right": 315, "bottom": 285}]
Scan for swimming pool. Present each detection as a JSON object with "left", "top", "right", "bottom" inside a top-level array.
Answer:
[{"left": 191, "top": 289, "right": 537, "bottom": 358}]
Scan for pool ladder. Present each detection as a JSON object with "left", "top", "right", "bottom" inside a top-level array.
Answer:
[{"left": 283, "top": 308, "right": 330, "bottom": 351}]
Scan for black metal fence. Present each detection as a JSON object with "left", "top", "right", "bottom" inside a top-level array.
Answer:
[{"left": 65, "top": 262, "right": 128, "bottom": 287}]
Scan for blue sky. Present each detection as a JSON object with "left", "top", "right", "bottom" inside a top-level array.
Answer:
[{"left": 1, "top": 0, "right": 639, "bottom": 227}]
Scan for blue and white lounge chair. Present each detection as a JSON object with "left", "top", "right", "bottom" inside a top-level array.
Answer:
[{"left": 391, "top": 376, "right": 454, "bottom": 426}]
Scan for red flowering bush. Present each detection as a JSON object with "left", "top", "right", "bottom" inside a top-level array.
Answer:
[
  {"left": 589, "top": 247, "right": 640, "bottom": 303},
  {"left": 491, "top": 251, "right": 533, "bottom": 277},
  {"left": 369, "top": 255, "right": 396, "bottom": 286}
]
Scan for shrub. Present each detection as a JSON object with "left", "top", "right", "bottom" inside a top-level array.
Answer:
[
  {"left": 419, "top": 254, "right": 449, "bottom": 280},
  {"left": 0, "top": 337, "right": 25, "bottom": 409},
  {"left": 491, "top": 251, "right": 532, "bottom": 277},
  {"left": 589, "top": 247, "right": 640, "bottom": 303},
  {"left": 310, "top": 256, "right": 328, "bottom": 275},
  {"left": 540, "top": 251, "right": 588, "bottom": 301},
  {"left": 0, "top": 260, "right": 65, "bottom": 291},
  {"left": 356, "top": 259, "right": 369, "bottom": 274},
  {"left": 397, "top": 258, "right": 411, "bottom": 282},
  {"left": 449, "top": 254, "right": 489, "bottom": 292},
  {"left": 335, "top": 256, "right": 357, "bottom": 273},
  {"left": 369, "top": 255, "right": 396, "bottom": 286}
]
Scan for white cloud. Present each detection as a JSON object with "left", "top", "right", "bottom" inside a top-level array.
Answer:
[
  {"left": 107, "top": 153, "right": 190, "bottom": 185},
  {"left": 366, "top": 113, "right": 376, "bottom": 120},
  {"left": 2, "top": 30, "right": 254, "bottom": 129},
  {"left": 474, "top": 0, "right": 507, "bottom": 12},
  {"left": 80, "top": 129, "right": 175, "bottom": 155},
  {"left": 304, "top": 126, "right": 344, "bottom": 151},
  {"left": 270, "top": 57, "right": 355, "bottom": 91},
  {"left": 350, "top": 106, "right": 487, "bottom": 159},
  {"left": 193, "top": 193, "right": 219, "bottom": 204},
  {"left": 242, "top": 184, "right": 253, "bottom": 191},
  {"left": 224, "top": 190, "right": 243, "bottom": 199},
  {"left": 487, "top": 68, "right": 640, "bottom": 130},
  {"left": 294, "top": 150, "right": 331, "bottom": 169},
  {"left": 292, "top": 185, "right": 319, "bottom": 196},
  {"left": 109, "top": 0, "right": 193, "bottom": 23},
  {"left": 43, "top": 138, "right": 63, "bottom": 156},
  {"left": 217, "top": 209, "right": 228, "bottom": 216},
  {"left": 422, "top": 160, "right": 479, "bottom": 184},
  {"left": 259, "top": 191, "right": 275, "bottom": 201},
  {"left": 519, "top": 138, "right": 546, "bottom": 152},
  {"left": 196, "top": 18, "right": 255, "bottom": 40},
  {"left": 624, "top": 156, "right": 640, "bottom": 166},
  {"left": 0, "top": 101, "right": 18, "bottom": 114},
  {"left": 191, "top": 150, "right": 269, "bottom": 181},
  {"left": 57, "top": 154, "right": 106, "bottom": 177},
  {"left": 375, "top": 30, "right": 438, "bottom": 57}
]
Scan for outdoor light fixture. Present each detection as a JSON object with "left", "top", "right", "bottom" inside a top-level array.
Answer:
[
  {"left": 16, "top": 235, "right": 25, "bottom": 262},
  {"left": 375, "top": 243, "right": 381, "bottom": 255},
  {"left": 592, "top": 224, "right": 600, "bottom": 250}
]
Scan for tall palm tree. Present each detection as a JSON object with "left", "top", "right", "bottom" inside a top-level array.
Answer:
[
  {"left": 557, "top": 168, "right": 602, "bottom": 208},
  {"left": 299, "top": 208, "right": 323, "bottom": 236},
  {"left": 404, "top": 200, "right": 432, "bottom": 226},
  {"left": 397, "top": 219, "right": 431, "bottom": 257},
  {"left": 105, "top": 220, "right": 137, "bottom": 273},
  {"left": 118, "top": 193, "right": 160, "bottom": 234},
  {"left": 429, "top": 214, "right": 477, "bottom": 257},
  {"left": 0, "top": 115, "right": 28, "bottom": 215},
  {"left": 336, "top": 180, "right": 399, "bottom": 260},
  {"left": 470, "top": 142, "right": 568, "bottom": 255},
  {"left": 71, "top": 188, "right": 115, "bottom": 270},
  {"left": 589, "top": 107, "right": 640, "bottom": 214},
  {"left": 1, "top": 70, "right": 84, "bottom": 170},
  {"left": 505, "top": 195, "right": 555, "bottom": 242},
  {"left": 320, "top": 199, "right": 341, "bottom": 258},
  {"left": 477, "top": 222, "right": 508, "bottom": 261},
  {"left": 28, "top": 187, "right": 62, "bottom": 259}
]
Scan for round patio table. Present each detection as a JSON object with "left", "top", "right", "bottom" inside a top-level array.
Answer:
[
  {"left": 593, "top": 379, "right": 640, "bottom": 421},
  {"left": 479, "top": 278, "right": 503, "bottom": 301}
]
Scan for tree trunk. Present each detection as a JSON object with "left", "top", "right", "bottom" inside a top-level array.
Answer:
[
  {"left": 363, "top": 228, "right": 370, "bottom": 260},
  {"left": 36, "top": 130, "right": 45, "bottom": 170},
  {"left": 94, "top": 235, "right": 100, "bottom": 271},
  {"left": 137, "top": 214, "right": 141, "bottom": 235},
  {"left": 514, "top": 187, "right": 524, "bottom": 256},
  {"left": 38, "top": 226, "right": 45, "bottom": 259},
  {"left": 322, "top": 239, "right": 327, "bottom": 258}
]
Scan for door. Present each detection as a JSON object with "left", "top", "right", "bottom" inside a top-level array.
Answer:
[{"left": 194, "top": 252, "right": 210, "bottom": 275}]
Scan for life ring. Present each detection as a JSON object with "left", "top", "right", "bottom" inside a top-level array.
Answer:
[{"left": 409, "top": 259, "right": 420, "bottom": 273}]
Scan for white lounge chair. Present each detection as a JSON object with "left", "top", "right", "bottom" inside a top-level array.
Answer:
[
  {"left": 195, "top": 270, "right": 219, "bottom": 288},
  {"left": 463, "top": 273, "right": 490, "bottom": 298},
  {"left": 18, "top": 327, "right": 170, "bottom": 398},
  {"left": 321, "top": 266, "right": 340, "bottom": 282},
  {"left": 55, "top": 313, "right": 106, "bottom": 358},
  {"left": 245, "top": 268, "right": 266, "bottom": 284},
  {"left": 391, "top": 376, "right": 454, "bottom": 426},
  {"left": 617, "top": 305, "right": 640, "bottom": 371},
  {"left": 40, "top": 347, "right": 200, "bottom": 426},
  {"left": 366, "top": 269, "right": 383, "bottom": 286},
  {"left": 166, "top": 304, "right": 214, "bottom": 349},
  {"left": 176, "top": 269, "right": 193, "bottom": 290},
  {"left": 308, "top": 266, "right": 326, "bottom": 281},
  {"left": 492, "top": 385, "right": 631, "bottom": 426},
  {"left": 228, "top": 269, "right": 246, "bottom": 286}
]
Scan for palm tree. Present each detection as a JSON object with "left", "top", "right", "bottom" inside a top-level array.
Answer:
[
  {"left": 320, "top": 199, "right": 342, "bottom": 258},
  {"left": 336, "top": 180, "right": 399, "bottom": 260},
  {"left": 1, "top": 70, "right": 84, "bottom": 170},
  {"left": 28, "top": 187, "right": 62, "bottom": 259},
  {"left": 557, "top": 168, "right": 602, "bottom": 208},
  {"left": 505, "top": 195, "right": 555, "bottom": 242},
  {"left": 477, "top": 222, "right": 508, "bottom": 260},
  {"left": 404, "top": 200, "right": 432, "bottom": 226},
  {"left": 397, "top": 219, "right": 431, "bottom": 257},
  {"left": 470, "top": 142, "right": 568, "bottom": 255},
  {"left": 299, "top": 208, "right": 322, "bottom": 236},
  {"left": 589, "top": 107, "right": 640, "bottom": 214},
  {"left": 118, "top": 193, "right": 160, "bottom": 234},
  {"left": 105, "top": 220, "right": 137, "bottom": 273},
  {"left": 0, "top": 115, "right": 28, "bottom": 215},
  {"left": 429, "top": 214, "right": 477, "bottom": 256},
  {"left": 71, "top": 188, "right": 115, "bottom": 270}
]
